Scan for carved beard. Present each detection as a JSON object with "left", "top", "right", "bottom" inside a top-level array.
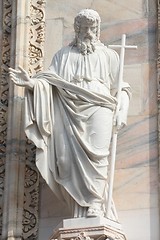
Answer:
[{"left": 76, "top": 34, "right": 97, "bottom": 55}]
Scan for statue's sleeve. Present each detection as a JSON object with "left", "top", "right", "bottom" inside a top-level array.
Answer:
[
  {"left": 47, "top": 48, "right": 64, "bottom": 74},
  {"left": 48, "top": 54, "right": 59, "bottom": 73},
  {"left": 109, "top": 49, "right": 131, "bottom": 99},
  {"left": 25, "top": 79, "right": 53, "bottom": 149},
  {"left": 108, "top": 49, "right": 120, "bottom": 96}
]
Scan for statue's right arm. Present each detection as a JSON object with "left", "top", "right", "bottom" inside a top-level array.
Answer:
[{"left": 9, "top": 66, "right": 35, "bottom": 90}]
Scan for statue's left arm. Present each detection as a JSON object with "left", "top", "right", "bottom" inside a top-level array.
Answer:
[
  {"left": 117, "top": 89, "right": 130, "bottom": 128},
  {"left": 109, "top": 48, "right": 131, "bottom": 129}
]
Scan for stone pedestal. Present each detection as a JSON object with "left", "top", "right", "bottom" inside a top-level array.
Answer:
[{"left": 49, "top": 217, "right": 127, "bottom": 240}]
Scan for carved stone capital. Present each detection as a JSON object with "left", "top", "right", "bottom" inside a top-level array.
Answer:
[{"left": 50, "top": 218, "right": 127, "bottom": 240}]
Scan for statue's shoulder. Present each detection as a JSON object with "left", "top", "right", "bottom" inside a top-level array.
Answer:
[
  {"left": 100, "top": 45, "right": 119, "bottom": 64},
  {"left": 102, "top": 45, "right": 119, "bottom": 57},
  {"left": 50, "top": 45, "right": 76, "bottom": 68},
  {"left": 54, "top": 45, "right": 73, "bottom": 57}
]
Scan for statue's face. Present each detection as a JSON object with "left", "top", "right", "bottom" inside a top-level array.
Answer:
[{"left": 78, "top": 21, "right": 97, "bottom": 42}]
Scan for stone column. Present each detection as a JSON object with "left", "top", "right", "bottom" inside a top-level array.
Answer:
[
  {"left": 0, "top": 0, "right": 12, "bottom": 238},
  {"left": 157, "top": 0, "right": 160, "bottom": 227},
  {"left": 2, "top": 0, "right": 30, "bottom": 239},
  {"left": 0, "top": 0, "right": 46, "bottom": 239}
]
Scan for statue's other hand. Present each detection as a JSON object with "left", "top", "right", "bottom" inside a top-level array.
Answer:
[
  {"left": 116, "top": 109, "right": 126, "bottom": 131},
  {"left": 9, "top": 66, "right": 35, "bottom": 89}
]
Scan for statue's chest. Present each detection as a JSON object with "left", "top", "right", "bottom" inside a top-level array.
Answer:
[{"left": 67, "top": 51, "right": 110, "bottom": 80}]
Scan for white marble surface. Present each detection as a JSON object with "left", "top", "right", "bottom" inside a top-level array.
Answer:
[{"left": 57, "top": 216, "right": 122, "bottom": 230}]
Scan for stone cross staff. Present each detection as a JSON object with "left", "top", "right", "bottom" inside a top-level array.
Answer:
[{"left": 106, "top": 34, "right": 137, "bottom": 218}]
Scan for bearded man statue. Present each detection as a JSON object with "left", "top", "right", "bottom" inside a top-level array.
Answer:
[{"left": 9, "top": 9, "right": 131, "bottom": 220}]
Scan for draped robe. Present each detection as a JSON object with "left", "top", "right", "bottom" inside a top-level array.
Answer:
[{"left": 25, "top": 44, "right": 131, "bottom": 217}]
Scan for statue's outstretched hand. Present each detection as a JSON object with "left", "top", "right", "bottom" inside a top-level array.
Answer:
[{"left": 9, "top": 66, "right": 35, "bottom": 89}]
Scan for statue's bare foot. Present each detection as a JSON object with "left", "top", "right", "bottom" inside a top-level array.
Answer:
[{"left": 87, "top": 204, "right": 104, "bottom": 217}]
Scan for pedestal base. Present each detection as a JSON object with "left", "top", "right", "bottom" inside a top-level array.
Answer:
[{"left": 49, "top": 217, "right": 127, "bottom": 240}]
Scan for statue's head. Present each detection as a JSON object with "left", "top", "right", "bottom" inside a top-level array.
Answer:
[
  {"left": 71, "top": 9, "right": 101, "bottom": 55},
  {"left": 74, "top": 9, "right": 101, "bottom": 40}
]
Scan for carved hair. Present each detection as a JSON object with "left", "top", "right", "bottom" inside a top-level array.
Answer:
[{"left": 74, "top": 9, "right": 101, "bottom": 40}]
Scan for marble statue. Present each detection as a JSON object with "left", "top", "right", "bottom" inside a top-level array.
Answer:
[{"left": 9, "top": 9, "right": 131, "bottom": 220}]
